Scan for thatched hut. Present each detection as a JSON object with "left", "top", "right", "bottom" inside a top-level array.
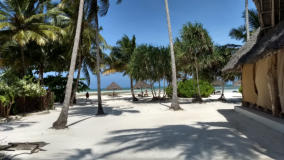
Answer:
[
  {"left": 233, "top": 80, "right": 241, "bottom": 87},
  {"left": 223, "top": 0, "right": 284, "bottom": 117},
  {"left": 134, "top": 81, "right": 151, "bottom": 96},
  {"left": 212, "top": 80, "right": 224, "bottom": 87},
  {"left": 106, "top": 82, "right": 122, "bottom": 96}
]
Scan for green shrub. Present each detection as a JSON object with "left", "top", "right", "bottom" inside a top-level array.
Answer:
[
  {"left": 0, "top": 71, "right": 49, "bottom": 116},
  {"left": 44, "top": 75, "right": 89, "bottom": 102},
  {"left": 15, "top": 77, "right": 46, "bottom": 97},
  {"left": 239, "top": 85, "right": 242, "bottom": 93},
  {"left": 165, "top": 85, "right": 173, "bottom": 98},
  {"left": 166, "top": 79, "right": 214, "bottom": 98}
]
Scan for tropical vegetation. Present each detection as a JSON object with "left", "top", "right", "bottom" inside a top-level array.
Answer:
[
  {"left": 166, "top": 80, "right": 215, "bottom": 98},
  {"left": 0, "top": 0, "right": 242, "bottom": 130}
]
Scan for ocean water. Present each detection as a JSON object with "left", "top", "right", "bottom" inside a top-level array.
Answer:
[{"left": 82, "top": 86, "right": 240, "bottom": 94}]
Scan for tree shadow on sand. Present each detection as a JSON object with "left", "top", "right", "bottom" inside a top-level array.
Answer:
[
  {"left": 0, "top": 121, "right": 37, "bottom": 132},
  {"left": 95, "top": 109, "right": 284, "bottom": 160},
  {"left": 66, "top": 104, "right": 140, "bottom": 127},
  {"left": 68, "top": 105, "right": 139, "bottom": 117}
]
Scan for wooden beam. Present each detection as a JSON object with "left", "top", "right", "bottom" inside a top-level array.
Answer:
[
  {"left": 279, "top": 0, "right": 281, "bottom": 22},
  {"left": 272, "top": 0, "right": 275, "bottom": 27},
  {"left": 259, "top": 0, "right": 265, "bottom": 27}
]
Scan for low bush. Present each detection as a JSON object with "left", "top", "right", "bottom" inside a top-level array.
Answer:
[
  {"left": 0, "top": 71, "right": 53, "bottom": 117},
  {"left": 239, "top": 85, "right": 242, "bottom": 93},
  {"left": 166, "top": 79, "right": 214, "bottom": 98},
  {"left": 44, "top": 75, "right": 89, "bottom": 103}
]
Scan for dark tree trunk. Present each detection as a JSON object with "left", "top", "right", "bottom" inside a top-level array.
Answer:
[
  {"left": 20, "top": 47, "right": 26, "bottom": 77},
  {"left": 52, "top": 0, "right": 84, "bottom": 129},
  {"left": 164, "top": 0, "right": 181, "bottom": 110},
  {"left": 219, "top": 80, "right": 226, "bottom": 101},
  {"left": 39, "top": 64, "right": 44, "bottom": 85},
  {"left": 70, "top": 55, "right": 83, "bottom": 106},
  {"left": 158, "top": 81, "right": 161, "bottom": 98},
  {"left": 194, "top": 54, "right": 202, "bottom": 102},
  {"left": 95, "top": 8, "right": 104, "bottom": 115},
  {"left": 163, "top": 78, "right": 166, "bottom": 97},
  {"left": 130, "top": 77, "right": 138, "bottom": 101}
]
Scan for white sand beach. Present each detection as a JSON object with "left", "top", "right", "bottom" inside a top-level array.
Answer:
[{"left": 1, "top": 91, "right": 284, "bottom": 160}]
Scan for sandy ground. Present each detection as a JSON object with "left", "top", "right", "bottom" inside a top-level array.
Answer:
[{"left": 1, "top": 91, "right": 284, "bottom": 160}]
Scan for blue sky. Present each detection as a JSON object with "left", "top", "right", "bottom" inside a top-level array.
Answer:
[{"left": 86, "top": 0, "right": 256, "bottom": 89}]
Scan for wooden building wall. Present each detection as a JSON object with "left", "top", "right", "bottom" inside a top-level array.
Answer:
[
  {"left": 277, "top": 50, "right": 284, "bottom": 112},
  {"left": 242, "top": 51, "right": 284, "bottom": 115},
  {"left": 242, "top": 64, "right": 258, "bottom": 104}
]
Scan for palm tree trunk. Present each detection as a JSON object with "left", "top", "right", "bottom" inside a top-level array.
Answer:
[
  {"left": 158, "top": 81, "right": 161, "bottom": 98},
  {"left": 194, "top": 54, "right": 202, "bottom": 101},
  {"left": 130, "top": 77, "right": 138, "bottom": 101},
  {"left": 95, "top": 6, "right": 104, "bottom": 115},
  {"left": 219, "top": 80, "right": 225, "bottom": 100},
  {"left": 164, "top": 0, "right": 181, "bottom": 110},
  {"left": 39, "top": 64, "right": 44, "bottom": 85},
  {"left": 52, "top": 0, "right": 84, "bottom": 129},
  {"left": 152, "top": 82, "right": 157, "bottom": 97},
  {"left": 70, "top": 55, "right": 83, "bottom": 106},
  {"left": 163, "top": 78, "right": 166, "bottom": 97},
  {"left": 245, "top": 0, "right": 250, "bottom": 41},
  {"left": 20, "top": 47, "right": 26, "bottom": 77}
]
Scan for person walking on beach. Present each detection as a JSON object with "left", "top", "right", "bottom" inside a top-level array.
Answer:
[{"left": 86, "top": 92, "right": 89, "bottom": 101}]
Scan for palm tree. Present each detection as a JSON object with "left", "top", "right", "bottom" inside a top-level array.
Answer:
[
  {"left": 104, "top": 35, "right": 138, "bottom": 101},
  {"left": 92, "top": 0, "right": 121, "bottom": 115},
  {"left": 164, "top": 0, "right": 181, "bottom": 110},
  {"left": 229, "top": 9, "right": 259, "bottom": 42},
  {"left": 59, "top": 0, "right": 108, "bottom": 105},
  {"left": 52, "top": 0, "right": 85, "bottom": 129},
  {"left": 177, "top": 23, "right": 213, "bottom": 101},
  {"left": 245, "top": 0, "right": 250, "bottom": 40},
  {"left": 0, "top": 0, "right": 64, "bottom": 75},
  {"left": 211, "top": 45, "right": 240, "bottom": 100}
]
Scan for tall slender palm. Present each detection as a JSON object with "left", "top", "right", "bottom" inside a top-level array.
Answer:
[
  {"left": 60, "top": 0, "right": 108, "bottom": 105},
  {"left": 164, "top": 0, "right": 181, "bottom": 110},
  {"left": 245, "top": 0, "right": 250, "bottom": 40},
  {"left": 52, "top": 0, "right": 84, "bottom": 129},
  {"left": 104, "top": 35, "right": 138, "bottom": 101},
  {"left": 0, "top": 0, "right": 64, "bottom": 75},
  {"left": 92, "top": 0, "right": 121, "bottom": 115}
]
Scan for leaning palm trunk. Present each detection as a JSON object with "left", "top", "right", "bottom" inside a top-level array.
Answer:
[
  {"left": 164, "top": 0, "right": 181, "bottom": 110},
  {"left": 70, "top": 55, "right": 83, "bottom": 106},
  {"left": 39, "top": 64, "right": 44, "bottom": 85},
  {"left": 130, "top": 77, "right": 138, "bottom": 101},
  {"left": 219, "top": 80, "right": 225, "bottom": 100},
  {"left": 158, "top": 81, "right": 161, "bottom": 98},
  {"left": 194, "top": 54, "right": 202, "bottom": 101},
  {"left": 20, "top": 47, "right": 26, "bottom": 76},
  {"left": 52, "top": 0, "right": 84, "bottom": 129},
  {"left": 95, "top": 10, "right": 104, "bottom": 115},
  {"left": 245, "top": 0, "right": 250, "bottom": 40},
  {"left": 163, "top": 78, "right": 166, "bottom": 97}
]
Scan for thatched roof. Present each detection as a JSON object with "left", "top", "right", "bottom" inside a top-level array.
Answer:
[
  {"left": 233, "top": 80, "right": 241, "bottom": 87},
  {"left": 134, "top": 81, "right": 151, "bottom": 89},
  {"left": 240, "top": 21, "right": 284, "bottom": 63},
  {"left": 212, "top": 80, "right": 224, "bottom": 86},
  {"left": 222, "top": 28, "right": 261, "bottom": 72},
  {"left": 106, "top": 82, "right": 122, "bottom": 90},
  {"left": 223, "top": 20, "right": 284, "bottom": 72}
]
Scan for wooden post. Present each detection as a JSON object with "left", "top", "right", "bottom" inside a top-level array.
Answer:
[
  {"left": 272, "top": 0, "right": 275, "bottom": 27},
  {"left": 267, "top": 54, "right": 281, "bottom": 116}
]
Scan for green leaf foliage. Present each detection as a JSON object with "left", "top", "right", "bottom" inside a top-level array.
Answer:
[
  {"left": 44, "top": 75, "right": 89, "bottom": 102},
  {"left": 166, "top": 79, "right": 214, "bottom": 98}
]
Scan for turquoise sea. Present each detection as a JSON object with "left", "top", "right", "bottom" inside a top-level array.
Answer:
[{"left": 82, "top": 86, "right": 240, "bottom": 94}]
